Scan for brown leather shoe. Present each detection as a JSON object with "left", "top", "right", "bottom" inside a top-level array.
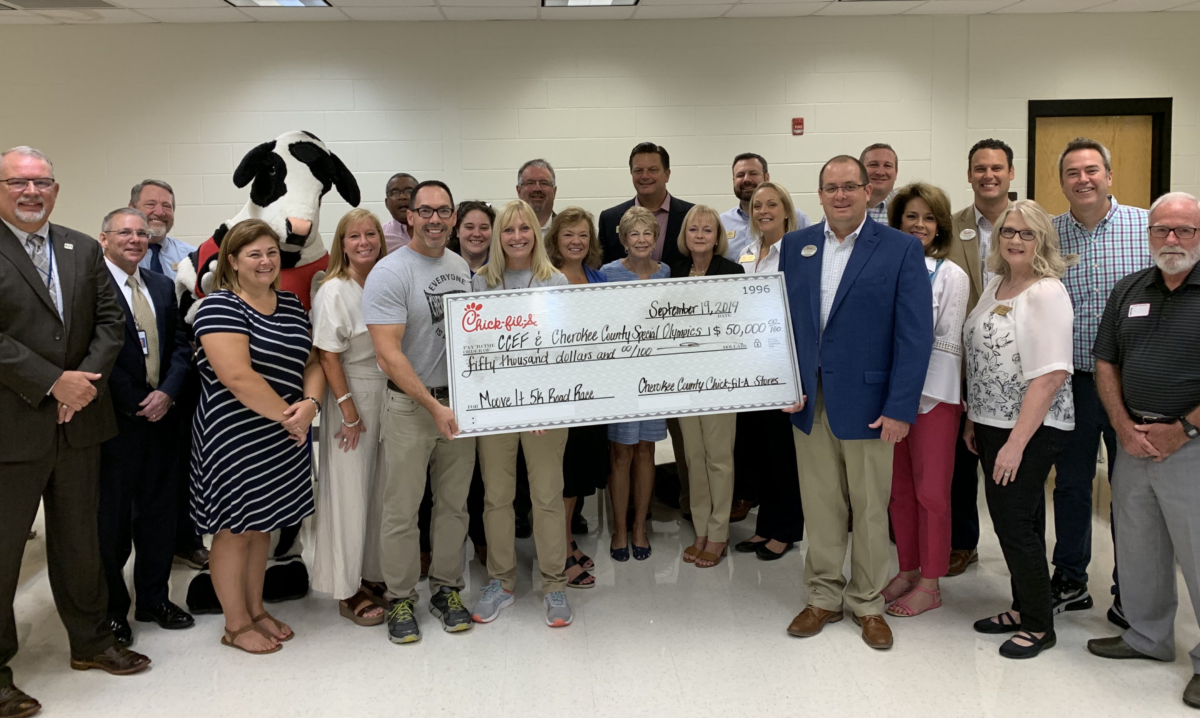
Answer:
[
  {"left": 69, "top": 646, "right": 151, "bottom": 675},
  {"left": 853, "top": 614, "right": 894, "bottom": 650},
  {"left": 786, "top": 605, "right": 844, "bottom": 637},
  {"left": 0, "top": 684, "right": 40, "bottom": 718},
  {"left": 729, "top": 499, "right": 756, "bottom": 523},
  {"left": 947, "top": 549, "right": 979, "bottom": 577},
  {"left": 420, "top": 551, "right": 431, "bottom": 580}
]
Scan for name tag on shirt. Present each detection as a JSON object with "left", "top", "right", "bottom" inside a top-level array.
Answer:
[
  {"left": 137, "top": 330, "right": 149, "bottom": 355},
  {"left": 1128, "top": 303, "right": 1151, "bottom": 318},
  {"left": 739, "top": 254, "right": 755, "bottom": 263},
  {"left": 726, "top": 230, "right": 736, "bottom": 239},
  {"left": 992, "top": 305, "right": 1012, "bottom": 316}
]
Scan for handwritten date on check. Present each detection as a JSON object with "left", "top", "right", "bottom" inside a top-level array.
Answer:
[{"left": 443, "top": 273, "right": 802, "bottom": 437}]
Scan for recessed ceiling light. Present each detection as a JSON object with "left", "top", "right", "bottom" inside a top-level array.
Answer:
[
  {"left": 224, "top": 0, "right": 330, "bottom": 7},
  {"left": 542, "top": 0, "right": 639, "bottom": 7}
]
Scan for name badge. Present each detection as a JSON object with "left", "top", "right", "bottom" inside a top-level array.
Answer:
[
  {"left": 1128, "top": 303, "right": 1150, "bottom": 318},
  {"left": 738, "top": 254, "right": 755, "bottom": 263},
  {"left": 959, "top": 229, "right": 976, "bottom": 241},
  {"left": 137, "top": 330, "right": 149, "bottom": 356},
  {"left": 726, "top": 230, "right": 736, "bottom": 239},
  {"left": 800, "top": 245, "right": 818, "bottom": 258},
  {"left": 992, "top": 305, "right": 1012, "bottom": 316},
  {"left": 64, "top": 243, "right": 74, "bottom": 250}
]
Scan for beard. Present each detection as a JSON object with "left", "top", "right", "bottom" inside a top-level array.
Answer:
[
  {"left": 1154, "top": 244, "right": 1200, "bottom": 275},
  {"left": 147, "top": 219, "right": 169, "bottom": 239},
  {"left": 14, "top": 196, "right": 46, "bottom": 224},
  {"left": 735, "top": 183, "right": 758, "bottom": 202}
]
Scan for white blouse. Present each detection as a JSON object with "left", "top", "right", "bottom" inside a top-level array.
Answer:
[
  {"left": 738, "top": 237, "right": 782, "bottom": 274},
  {"left": 920, "top": 257, "right": 970, "bottom": 414},
  {"left": 310, "top": 276, "right": 383, "bottom": 373},
  {"left": 963, "top": 277, "right": 1075, "bottom": 431}
]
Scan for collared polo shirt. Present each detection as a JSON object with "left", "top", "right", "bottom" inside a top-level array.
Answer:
[{"left": 1093, "top": 263, "right": 1200, "bottom": 417}]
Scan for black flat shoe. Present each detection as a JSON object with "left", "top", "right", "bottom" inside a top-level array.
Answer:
[
  {"left": 755, "top": 542, "right": 794, "bottom": 561},
  {"left": 999, "top": 630, "right": 1055, "bottom": 659},
  {"left": 734, "top": 538, "right": 768, "bottom": 553},
  {"left": 106, "top": 617, "right": 133, "bottom": 647},
  {"left": 974, "top": 611, "right": 1021, "bottom": 634},
  {"left": 135, "top": 601, "right": 195, "bottom": 630}
]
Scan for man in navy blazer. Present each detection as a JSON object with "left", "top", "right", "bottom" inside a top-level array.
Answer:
[
  {"left": 598, "top": 142, "right": 694, "bottom": 266},
  {"left": 781, "top": 156, "right": 933, "bottom": 650},
  {"left": 97, "top": 208, "right": 194, "bottom": 646}
]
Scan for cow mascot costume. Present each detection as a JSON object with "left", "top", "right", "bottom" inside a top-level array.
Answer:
[{"left": 176, "top": 130, "right": 360, "bottom": 613}]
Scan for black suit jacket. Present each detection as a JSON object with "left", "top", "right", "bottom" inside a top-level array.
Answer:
[
  {"left": 670, "top": 254, "right": 746, "bottom": 279},
  {"left": 106, "top": 267, "right": 191, "bottom": 418},
  {"left": 598, "top": 195, "right": 696, "bottom": 267},
  {"left": 0, "top": 222, "right": 124, "bottom": 462}
]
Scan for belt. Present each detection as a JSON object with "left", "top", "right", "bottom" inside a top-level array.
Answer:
[
  {"left": 387, "top": 380, "right": 449, "bottom": 402},
  {"left": 1128, "top": 408, "right": 1176, "bottom": 425}
]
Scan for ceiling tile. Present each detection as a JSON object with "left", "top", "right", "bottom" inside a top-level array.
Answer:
[
  {"left": 639, "top": 0, "right": 736, "bottom": 5},
  {"left": 905, "top": 0, "right": 1020, "bottom": 13},
  {"left": 330, "top": 0, "right": 434, "bottom": 4},
  {"left": 724, "top": 2, "right": 828, "bottom": 17},
  {"left": 992, "top": 0, "right": 1110, "bottom": 12},
  {"left": 816, "top": 0, "right": 924, "bottom": 14},
  {"left": 135, "top": 7, "right": 253, "bottom": 20},
  {"left": 237, "top": 6, "right": 349, "bottom": 20},
  {"left": 739, "top": 0, "right": 827, "bottom": 4},
  {"left": 339, "top": 5, "right": 442, "bottom": 17},
  {"left": 1168, "top": 1, "right": 1200, "bottom": 8},
  {"left": 107, "top": 0, "right": 226, "bottom": 8},
  {"left": 33, "top": 7, "right": 153, "bottom": 21},
  {"left": 438, "top": 0, "right": 536, "bottom": 6},
  {"left": 1085, "top": 0, "right": 1196, "bottom": 10},
  {"left": 441, "top": 5, "right": 537, "bottom": 18},
  {"left": 0, "top": 9, "right": 57, "bottom": 21},
  {"left": 633, "top": 3, "right": 732, "bottom": 18},
  {"left": 540, "top": 6, "right": 636, "bottom": 19}
]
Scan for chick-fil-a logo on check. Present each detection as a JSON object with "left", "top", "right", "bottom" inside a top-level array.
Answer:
[{"left": 461, "top": 302, "right": 539, "bottom": 333}]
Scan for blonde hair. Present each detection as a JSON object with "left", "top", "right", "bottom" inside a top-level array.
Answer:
[
  {"left": 213, "top": 219, "right": 281, "bottom": 293},
  {"left": 618, "top": 205, "right": 658, "bottom": 248},
  {"left": 545, "top": 206, "right": 602, "bottom": 270},
  {"left": 478, "top": 200, "right": 557, "bottom": 288},
  {"left": 676, "top": 205, "right": 728, "bottom": 257},
  {"left": 323, "top": 208, "right": 387, "bottom": 285},
  {"left": 987, "top": 199, "right": 1078, "bottom": 280},
  {"left": 749, "top": 182, "right": 799, "bottom": 240}
]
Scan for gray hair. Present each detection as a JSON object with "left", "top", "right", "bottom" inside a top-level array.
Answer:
[
  {"left": 1057, "top": 137, "right": 1112, "bottom": 177},
  {"left": 1149, "top": 191, "right": 1200, "bottom": 217},
  {"left": 1, "top": 146, "right": 54, "bottom": 173},
  {"left": 129, "top": 179, "right": 175, "bottom": 206},
  {"left": 517, "top": 159, "right": 556, "bottom": 186},
  {"left": 102, "top": 207, "right": 148, "bottom": 233}
]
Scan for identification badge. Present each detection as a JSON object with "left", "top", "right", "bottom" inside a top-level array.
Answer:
[
  {"left": 959, "top": 229, "right": 976, "bottom": 241},
  {"left": 726, "top": 230, "right": 736, "bottom": 239},
  {"left": 801, "top": 244, "right": 818, "bottom": 258},
  {"left": 1128, "top": 303, "right": 1150, "bottom": 318},
  {"left": 137, "top": 330, "right": 149, "bottom": 355},
  {"left": 992, "top": 305, "right": 1012, "bottom": 316},
  {"left": 738, "top": 254, "right": 755, "bottom": 263},
  {"left": 64, "top": 243, "right": 74, "bottom": 250}
]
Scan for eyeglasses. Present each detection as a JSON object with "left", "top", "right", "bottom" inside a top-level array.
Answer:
[
  {"left": 519, "top": 179, "right": 554, "bottom": 189},
  {"left": 998, "top": 227, "right": 1037, "bottom": 241},
  {"left": 1149, "top": 225, "right": 1198, "bottom": 240},
  {"left": 388, "top": 188, "right": 414, "bottom": 199},
  {"left": 820, "top": 183, "right": 867, "bottom": 196},
  {"left": 413, "top": 206, "right": 454, "bottom": 219},
  {"left": 104, "top": 228, "right": 152, "bottom": 240},
  {"left": 2, "top": 177, "right": 55, "bottom": 191}
]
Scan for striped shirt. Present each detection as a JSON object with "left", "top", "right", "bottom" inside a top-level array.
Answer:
[
  {"left": 820, "top": 217, "right": 865, "bottom": 332},
  {"left": 1054, "top": 197, "right": 1151, "bottom": 372},
  {"left": 867, "top": 190, "right": 896, "bottom": 226}
]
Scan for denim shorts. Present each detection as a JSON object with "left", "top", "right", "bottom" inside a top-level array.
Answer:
[{"left": 607, "top": 419, "right": 668, "bottom": 445}]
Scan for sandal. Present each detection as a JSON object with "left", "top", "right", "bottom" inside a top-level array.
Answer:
[
  {"left": 360, "top": 580, "right": 390, "bottom": 609},
  {"left": 695, "top": 545, "right": 727, "bottom": 569},
  {"left": 251, "top": 612, "right": 294, "bottom": 642},
  {"left": 882, "top": 573, "right": 918, "bottom": 603},
  {"left": 682, "top": 545, "right": 702, "bottom": 564},
  {"left": 565, "top": 556, "right": 596, "bottom": 589},
  {"left": 973, "top": 611, "right": 1021, "bottom": 635},
  {"left": 221, "top": 624, "right": 281, "bottom": 655},
  {"left": 570, "top": 541, "right": 594, "bottom": 570},
  {"left": 886, "top": 584, "right": 942, "bottom": 617},
  {"left": 339, "top": 590, "right": 386, "bottom": 626}
]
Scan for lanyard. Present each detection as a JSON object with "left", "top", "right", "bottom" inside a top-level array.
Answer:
[{"left": 928, "top": 258, "right": 943, "bottom": 285}]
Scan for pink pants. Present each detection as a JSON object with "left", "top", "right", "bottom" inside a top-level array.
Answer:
[{"left": 889, "top": 400, "right": 961, "bottom": 579}]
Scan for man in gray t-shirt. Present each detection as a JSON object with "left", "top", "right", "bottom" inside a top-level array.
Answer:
[{"left": 365, "top": 181, "right": 476, "bottom": 643}]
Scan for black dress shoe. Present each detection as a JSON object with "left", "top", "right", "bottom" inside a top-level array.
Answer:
[
  {"left": 135, "top": 601, "right": 195, "bottom": 630},
  {"left": 734, "top": 538, "right": 768, "bottom": 553},
  {"left": 999, "top": 630, "right": 1056, "bottom": 659},
  {"left": 1087, "top": 636, "right": 1161, "bottom": 660},
  {"left": 0, "top": 684, "right": 40, "bottom": 718},
  {"left": 106, "top": 617, "right": 133, "bottom": 647},
  {"left": 755, "top": 542, "right": 794, "bottom": 561},
  {"left": 515, "top": 513, "right": 533, "bottom": 539}
]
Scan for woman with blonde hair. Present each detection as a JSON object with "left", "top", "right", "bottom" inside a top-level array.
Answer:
[
  {"left": 964, "top": 199, "right": 1076, "bottom": 659},
  {"left": 190, "top": 219, "right": 325, "bottom": 654},
  {"left": 310, "top": 209, "right": 391, "bottom": 626},
  {"left": 469, "top": 200, "right": 575, "bottom": 628}
]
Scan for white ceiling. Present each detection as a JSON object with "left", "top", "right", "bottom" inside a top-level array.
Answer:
[{"left": 0, "top": 0, "right": 1197, "bottom": 25}]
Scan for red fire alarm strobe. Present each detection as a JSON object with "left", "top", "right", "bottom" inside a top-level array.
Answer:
[{"left": 792, "top": 117, "right": 804, "bottom": 136}]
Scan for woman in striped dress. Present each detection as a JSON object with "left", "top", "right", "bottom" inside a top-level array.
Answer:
[{"left": 190, "top": 219, "right": 325, "bottom": 655}]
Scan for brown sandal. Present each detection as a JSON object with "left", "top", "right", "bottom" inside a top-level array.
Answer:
[
  {"left": 682, "top": 546, "right": 702, "bottom": 564},
  {"left": 221, "top": 625, "right": 281, "bottom": 655},
  {"left": 695, "top": 545, "right": 728, "bottom": 568},
  {"left": 339, "top": 591, "right": 386, "bottom": 626},
  {"left": 251, "top": 612, "right": 294, "bottom": 642}
]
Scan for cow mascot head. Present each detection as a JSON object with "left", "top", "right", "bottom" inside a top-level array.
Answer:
[{"left": 178, "top": 131, "right": 359, "bottom": 614}]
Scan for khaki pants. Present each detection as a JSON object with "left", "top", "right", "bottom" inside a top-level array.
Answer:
[
  {"left": 379, "top": 390, "right": 476, "bottom": 602},
  {"left": 793, "top": 386, "right": 894, "bottom": 617},
  {"left": 477, "top": 429, "right": 568, "bottom": 593},
  {"left": 678, "top": 413, "right": 736, "bottom": 543}
]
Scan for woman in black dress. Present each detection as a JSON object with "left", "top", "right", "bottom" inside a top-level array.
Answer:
[{"left": 191, "top": 219, "right": 325, "bottom": 654}]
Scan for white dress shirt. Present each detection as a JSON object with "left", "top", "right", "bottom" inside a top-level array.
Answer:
[
  {"left": 105, "top": 257, "right": 157, "bottom": 320},
  {"left": 974, "top": 206, "right": 996, "bottom": 288},
  {"left": 819, "top": 217, "right": 865, "bottom": 332},
  {"left": 738, "top": 237, "right": 783, "bottom": 274},
  {"left": 721, "top": 205, "right": 811, "bottom": 261},
  {"left": 3, "top": 217, "right": 63, "bottom": 320},
  {"left": 920, "top": 256, "right": 970, "bottom": 414}
]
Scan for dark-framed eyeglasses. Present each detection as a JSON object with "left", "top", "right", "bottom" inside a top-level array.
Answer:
[
  {"left": 413, "top": 206, "right": 454, "bottom": 219},
  {"left": 998, "top": 227, "right": 1037, "bottom": 241},
  {"left": 1149, "top": 225, "right": 1198, "bottom": 240},
  {"left": 388, "top": 188, "right": 415, "bottom": 199},
  {"left": 2, "top": 177, "right": 55, "bottom": 191},
  {"left": 820, "top": 183, "right": 867, "bottom": 196}
]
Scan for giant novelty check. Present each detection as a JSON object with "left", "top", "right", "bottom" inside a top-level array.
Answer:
[{"left": 443, "top": 273, "right": 802, "bottom": 436}]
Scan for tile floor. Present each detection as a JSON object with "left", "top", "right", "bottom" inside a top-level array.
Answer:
[{"left": 12, "top": 491, "right": 1199, "bottom": 718}]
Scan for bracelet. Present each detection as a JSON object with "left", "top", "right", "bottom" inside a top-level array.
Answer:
[
  {"left": 336, "top": 392, "right": 353, "bottom": 405},
  {"left": 341, "top": 418, "right": 362, "bottom": 428},
  {"left": 304, "top": 396, "right": 321, "bottom": 413}
]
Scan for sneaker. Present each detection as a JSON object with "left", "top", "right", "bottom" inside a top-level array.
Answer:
[
  {"left": 1108, "top": 594, "right": 1130, "bottom": 630},
  {"left": 387, "top": 599, "right": 421, "bottom": 644},
  {"left": 1050, "top": 571, "right": 1093, "bottom": 614},
  {"left": 544, "top": 591, "right": 573, "bottom": 628},
  {"left": 472, "top": 579, "right": 514, "bottom": 624},
  {"left": 429, "top": 587, "right": 473, "bottom": 633}
]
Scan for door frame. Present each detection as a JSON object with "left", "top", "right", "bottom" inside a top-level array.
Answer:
[{"left": 1027, "top": 97, "right": 1173, "bottom": 204}]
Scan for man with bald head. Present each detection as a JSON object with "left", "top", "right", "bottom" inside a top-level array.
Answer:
[{"left": 1088, "top": 192, "right": 1200, "bottom": 709}]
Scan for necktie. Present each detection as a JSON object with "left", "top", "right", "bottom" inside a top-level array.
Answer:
[
  {"left": 147, "top": 243, "right": 164, "bottom": 275},
  {"left": 24, "top": 233, "right": 59, "bottom": 314},
  {"left": 127, "top": 274, "right": 160, "bottom": 389}
]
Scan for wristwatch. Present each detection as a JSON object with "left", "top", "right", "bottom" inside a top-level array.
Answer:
[{"left": 1181, "top": 417, "right": 1200, "bottom": 440}]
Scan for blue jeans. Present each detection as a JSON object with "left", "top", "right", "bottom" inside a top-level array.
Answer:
[{"left": 1051, "top": 371, "right": 1119, "bottom": 590}]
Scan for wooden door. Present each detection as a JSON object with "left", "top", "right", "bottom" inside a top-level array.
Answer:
[{"left": 1033, "top": 115, "right": 1153, "bottom": 216}]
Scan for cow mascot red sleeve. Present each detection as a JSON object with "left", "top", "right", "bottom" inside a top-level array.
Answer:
[{"left": 176, "top": 130, "right": 360, "bottom": 613}]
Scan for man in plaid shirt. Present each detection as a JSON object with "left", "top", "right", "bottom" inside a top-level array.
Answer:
[{"left": 1050, "top": 137, "right": 1151, "bottom": 627}]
